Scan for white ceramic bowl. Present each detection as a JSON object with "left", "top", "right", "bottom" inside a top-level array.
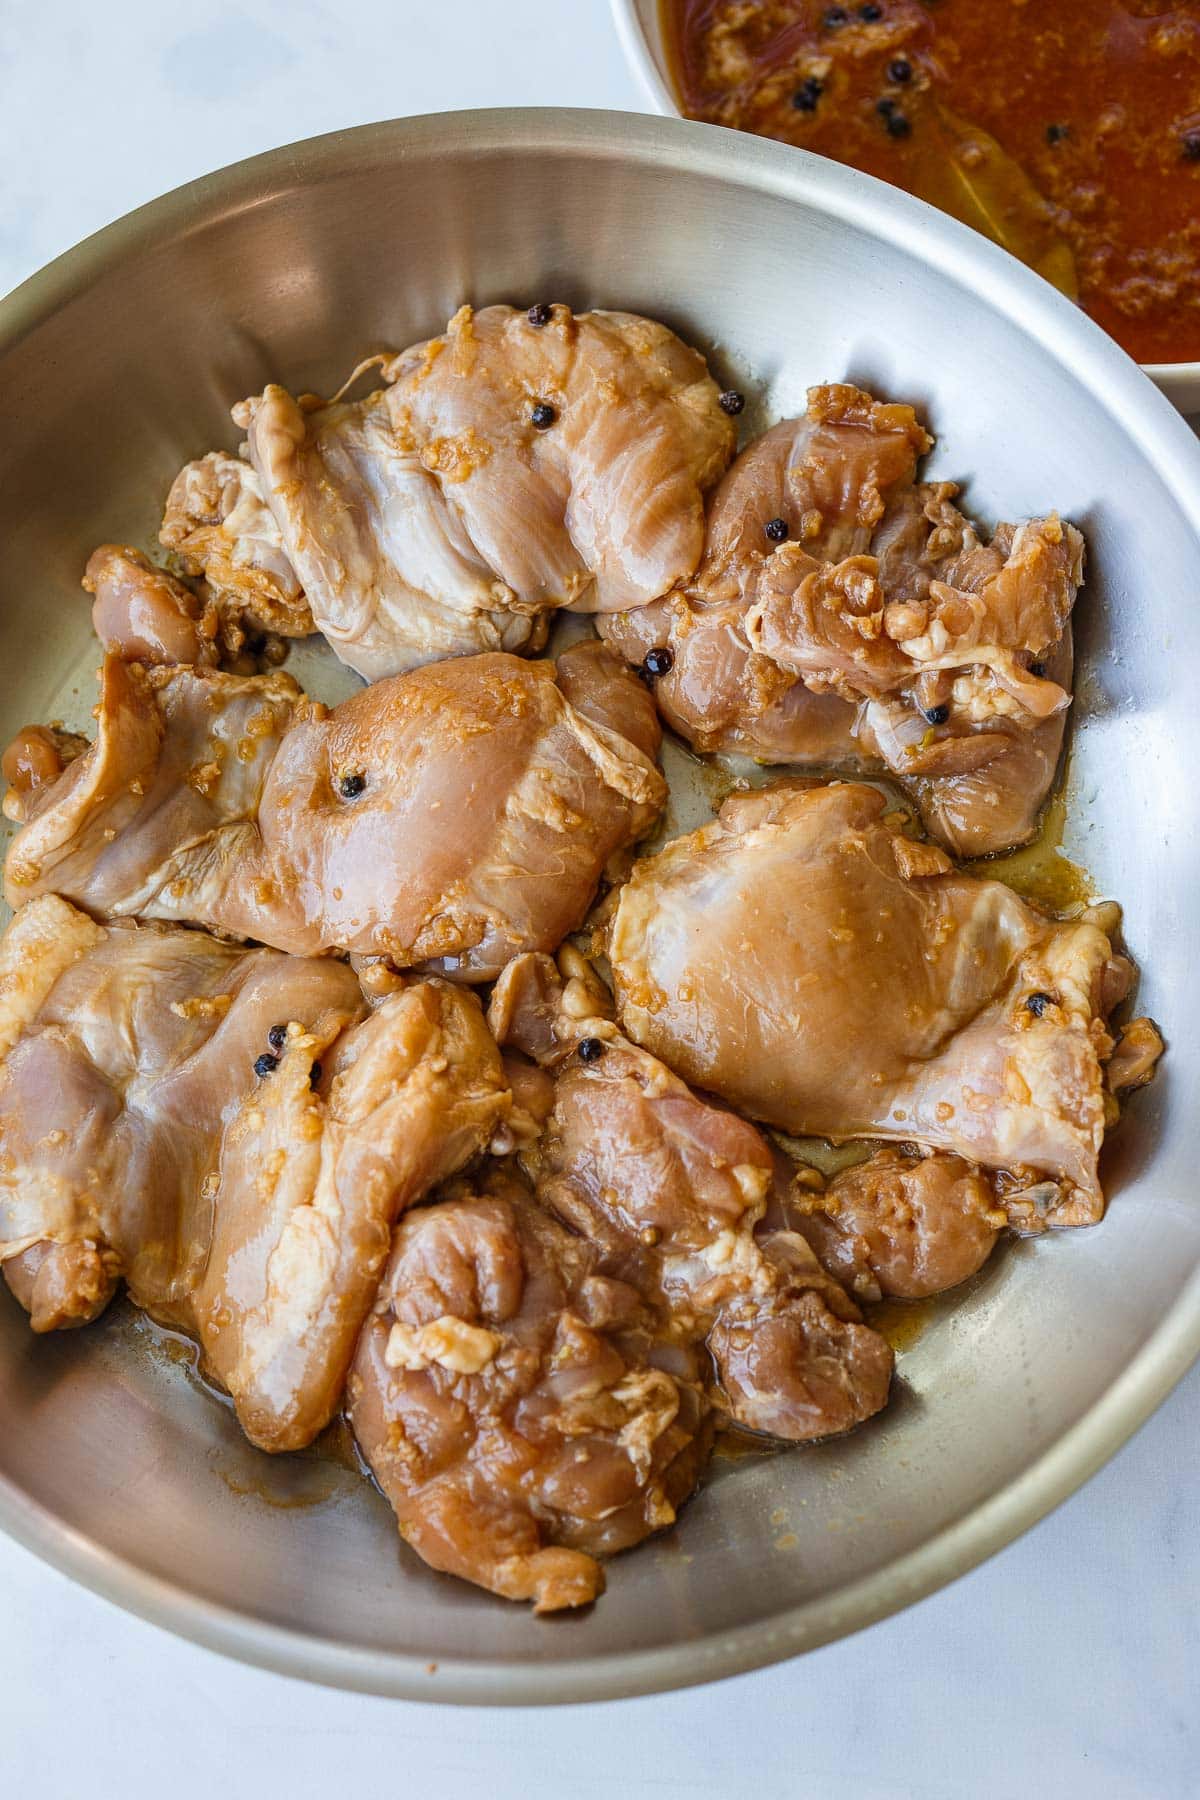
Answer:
[{"left": 612, "top": 0, "right": 1200, "bottom": 415}]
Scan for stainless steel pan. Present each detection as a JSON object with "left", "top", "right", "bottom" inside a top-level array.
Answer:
[{"left": 0, "top": 110, "right": 1197, "bottom": 1703}]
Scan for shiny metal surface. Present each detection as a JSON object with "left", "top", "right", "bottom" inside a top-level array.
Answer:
[
  {"left": 0, "top": 109, "right": 1198, "bottom": 1704},
  {"left": 612, "top": 0, "right": 1200, "bottom": 413}
]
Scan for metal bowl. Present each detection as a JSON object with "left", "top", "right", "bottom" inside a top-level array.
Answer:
[
  {"left": 1, "top": 109, "right": 1198, "bottom": 1705},
  {"left": 612, "top": 0, "right": 1200, "bottom": 415}
]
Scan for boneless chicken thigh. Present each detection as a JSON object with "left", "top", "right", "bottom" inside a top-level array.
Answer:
[
  {"left": 0, "top": 895, "right": 362, "bottom": 1332},
  {"left": 609, "top": 783, "right": 1146, "bottom": 1227},
  {"left": 3, "top": 642, "right": 665, "bottom": 978},
  {"left": 488, "top": 950, "right": 894, "bottom": 1441},
  {"left": 601, "top": 385, "right": 1084, "bottom": 856},
  {"left": 173, "top": 304, "right": 735, "bottom": 680},
  {"left": 196, "top": 973, "right": 510, "bottom": 1450},
  {"left": 349, "top": 1168, "right": 712, "bottom": 1612},
  {"left": 0, "top": 897, "right": 510, "bottom": 1449}
]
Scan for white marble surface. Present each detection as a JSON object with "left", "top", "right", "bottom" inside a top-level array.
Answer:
[{"left": 1, "top": 3, "right": 1197, "bottom": 1794}]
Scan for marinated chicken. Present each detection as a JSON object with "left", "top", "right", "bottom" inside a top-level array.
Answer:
[
  {"left": 0, "top": 896, "right": 510, "bottom": 1449},
  {"left": 174, "top": 304, "right": 735, "bottom": 680},
  {"left": 601, "top": 385, "right": 1083, "bottom": 856},
  {"left": 788, "top": 1148, "right": 1005, "bottom": 1304},
  {"left": 83, "top": 545, "right": 220, "bottom": 668},
  {"left": 489, "top": 950, "right": 893, "bottom": 1441},
  {"left": 0, "top": 895, "right": 361, "bottom": 1328},
  {"left": 609, "top": 782, "right": 1153, "bottom": 1227},
  {"left": 0, "top": 298, "right": 1164, "bottom": 1616},
  {"left": 350, "top": 1166, "right": 712, "bottom": 1611},
  {"left": 160, "top": 449, "right": 313, "bottom": 640},
  {"left": 3, "top": 642, "right": 665, "bottom": 978}
]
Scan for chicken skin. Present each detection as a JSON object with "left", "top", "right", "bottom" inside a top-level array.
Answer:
[
  {"left": 609, "top": 783, "right": 1144, "bottom": 1227},
  {"left": 0, "top": 897, "right": 510, "bottom": 1450},
  {"left": 171, "top": 304, "right": 735, "bottom": 681},
  {"left": 3, "top": 642, "right": 665, "bottom": 978},
  {"left": 488, "top": 950, "right": 893, "bottom": 1442},
  {"left": 601, "top": 385, "right": 1083, "bottom": 856},
  {"left": 349, "top": 1167, "right": 712, "bottom": 1612}
]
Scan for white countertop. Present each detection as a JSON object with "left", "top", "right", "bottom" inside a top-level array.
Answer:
[{"left": 2, "top": 4, "right": 1197, "bottom": 1794}]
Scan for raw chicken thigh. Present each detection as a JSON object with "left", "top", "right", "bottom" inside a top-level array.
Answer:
[
  {"left": 349, "top": 1166, "right": 711, "bottom": 1612},
  {"left": 0, "top": 896, "right": 510, "bottom": 1449},
  {"left": 608, "top": 783, "right": 1147, "bottom": 1226},
  {"left": 488, "top": 950, "right": 894, "bottom": 1441},
  {"left": 0, "top": 895, "right": 360, "bottom": 1331},
  {"left": 195, "top": 971, "right": 510, "bottom": 1451},
  {"left": 601, "top": 385, "right": 1084, "bottom": 856},
  {"left": 3, "top": 642, "right": 665, "bottom": 978},
  {"left": 175, "top": 303, "right": 735, "bottom": 680}
]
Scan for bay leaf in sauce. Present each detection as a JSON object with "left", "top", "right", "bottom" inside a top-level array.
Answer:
[{"left": 906, "top": 101, "right": 1078, "bottom": 300}]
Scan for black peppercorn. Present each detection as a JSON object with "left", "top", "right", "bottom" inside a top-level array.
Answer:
[
  {"left": 860, "top": 3, "right": 883, "bottom": 17},
  {"left": 267, "top": 1023, "right": 287, "bottom": 1052},
  {"left": 791, "top": 76, "right": 824, "bottom": 112},
  {"left": 530, "top": 401, "right": 557, "bottom": 430},
  {"left": 337, "top": 771, "right": 366, "bottom": 800},
  {"left": 824, "top": 5, "right": 849, "bottom": 24},
  {"left": 309, "top": 1061, "right": 322, "bottom": 1089},
  {"left": 765, "top": 516, "right": 789, "bottom": 543},
  {"left": 1046, "top": 123, "right": 1069, "bottom": 146},
  {"left": 885, "top": 111, "right": 912, "bottom": 138},
  {"left": 642, "top": 646, "right": 675, "bottom": 679},
  {"left": 888, "top": 57, "right": 912, "bottom": 82},
  {"left": 1025, "top": 992, "right": 1054, "bottom": 1018},
  {"left": 876, "top": 96, "right": 896, "bottom": 116},
  {"left": 718, "top": 389, "right": 745, "bottom": 415},
  {"left": 526, "top": 303, "right": 552, "bottom": 327},
  {"left": 1183, "top": 134, "right": 1200, "bottom": 162},
  {"left": 254, "top": 1052, "right": 279, "bottom": 1078},
  {"left": 578, "top": 1037, "right": 606, "bottom": 1063},
  {"left": 923, "top": 704, "right": 950, "bottom": 726}
]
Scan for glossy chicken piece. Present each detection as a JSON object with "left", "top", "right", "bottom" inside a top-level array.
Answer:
[
  {"left": 229, "top": 304, "right": 735, "bottom": 679},
  {"left": 489, "top": 951, "right": 893, "bottom": 1441},
  {"left": 0, "top": 725, "right": 87, "bottom": 825},
  {"left": 0, "top": 897, "right": 510, "bottom": 1450},
  {"left": 600, "top": 386, "right": 927, "bottom": 760},
  {"left": 195, "top": 977, "right": 511, "bottom": 1451},
  {"left": 601, "top": 388, "right": 1084, "bottom": 857},
  {"left": 83, "top": 545, "right": 219, "bottom": 667},
  {"left": 3, "top": 656, "right": 305, "bottom": 916},
  {"left": 609, "top": 783, "right": 1135, "bottom": 1225},
  {"left": 0, "top": 895, "right": 363, "bottom": 1331},
  {"left": 788, "top": 1148, "right": 1005, "bottom": 1303},
  {"left": 4, "top": 642, "right": 665, "bottom": 978},
  {"left": 160, "top": 449, "right": 312, "bottom": 640},
  {"left": 349, "top": 1167, "right": 711, "bottom": 1611},
  {"left": 864, "top": 624, "right": 1073, "bottom": 857}
]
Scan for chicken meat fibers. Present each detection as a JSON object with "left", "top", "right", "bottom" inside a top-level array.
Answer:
[
  {"left": 0, "top": 897, "right": 509, "bottom": 1450},
  {"left": 3, "top": 642, "right": 665, "bottom": 978},
  {"left": 601, "top": 384, "right": 1083, "bottom": 857},
  {"left": 609, "top": 783, "right": 1157, "bottom": 1229},
  {"left": 164, "top": 303, "right": 736, "bottom": 680}
]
